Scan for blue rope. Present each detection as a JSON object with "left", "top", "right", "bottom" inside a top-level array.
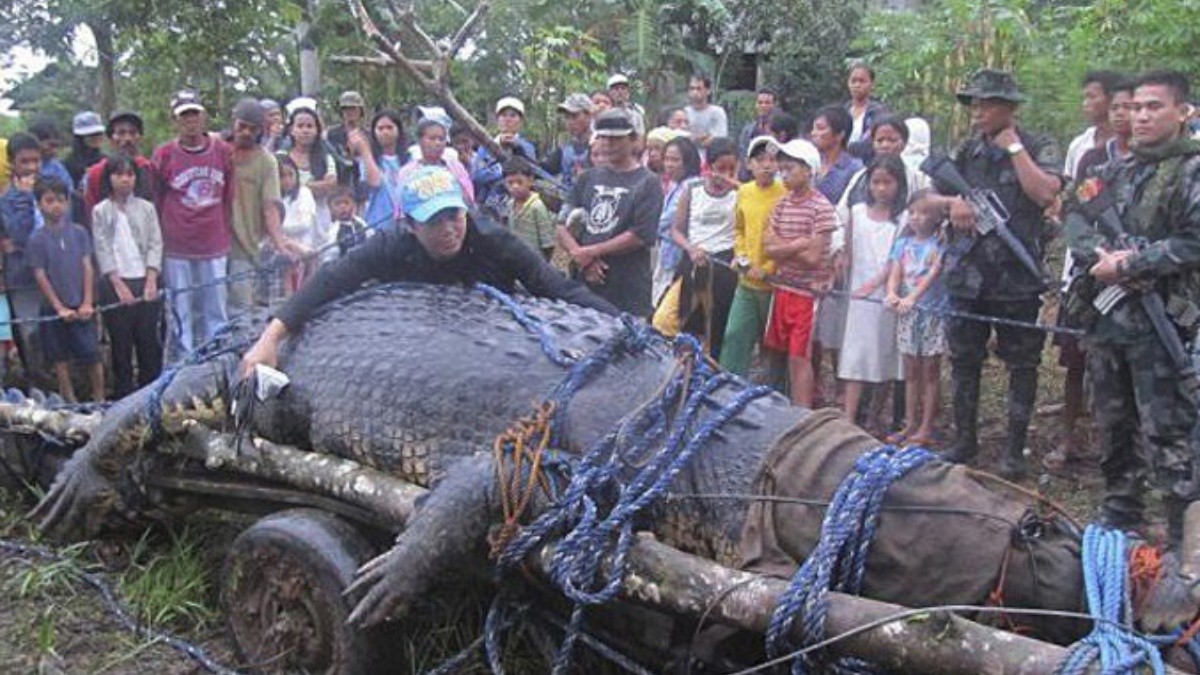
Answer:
[
  {"left": 474, "top": 283, "right": 577, "bottom": 368},
  {"left": 1055, "top": 526, "right": 1165, "bottom": 675},
  {"left": 477, "top": 319, "right": 769, "bottom": 674},
  {"left": 765, "top": 444, "right": 935, "bottom": 675},
  {"left": 143, "top": 320, "right": 250, "bottom": 441}
]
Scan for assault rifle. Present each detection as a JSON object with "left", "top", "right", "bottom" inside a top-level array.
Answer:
[
  {"left": 921, "top": 154, "right": 1048, "bottom": 286},
  {"left": 1076, "top": 189, "right": 1193, "bottom": 371}
]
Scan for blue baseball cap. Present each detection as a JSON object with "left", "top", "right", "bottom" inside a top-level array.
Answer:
[{"left": 401, "top": 166, "right": 467, "bottom": 223}]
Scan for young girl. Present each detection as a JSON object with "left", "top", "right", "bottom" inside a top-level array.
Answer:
[
  {"left": 839, "top": 154, "right": 907, "bottom": 426},
  {"left": 651, "top": 137, "right": 702, "bottom": 303},
  {"left": 652, "top": 137, "right": 740, "bottom": 359},
  {"left": 91, "top": 155, "right": 165, "bottom": 397},
  {"left": 356, "top": 110, "right": 409, "bottom": 230},
  {"left": 285, "top": 106, "right": 337, "bottom": 235},
  {"left": 274, "top": 154, "right": 320, "bottom": 295},
  {"left": 886, "top": 190, "right": 946, "bottom": 447}
]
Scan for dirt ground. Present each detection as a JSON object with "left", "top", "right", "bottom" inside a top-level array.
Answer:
[{"left": 0, "top": 333, "right": 1134, "bottom": 674}]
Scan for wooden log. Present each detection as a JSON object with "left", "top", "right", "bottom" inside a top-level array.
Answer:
[
  {"left": 162, "top": 424, "right": 1126, "bottom": 674},
  {"left": 0, "top": 401, "right": 100, "bottom": 446},
  {"left": 605, "top": 535, "right": 1184, "bottom": 675},
  {"left": 174, "top": 422, "right": 425, "bottom": 527}
]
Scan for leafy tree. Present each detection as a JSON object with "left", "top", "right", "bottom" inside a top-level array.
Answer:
[{"left": 518, "top": 26, "right": 608, "bottom": 146}]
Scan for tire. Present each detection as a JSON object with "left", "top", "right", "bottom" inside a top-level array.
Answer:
[{"left": 220, "top": 508, "right": 386, "bottom": 674}]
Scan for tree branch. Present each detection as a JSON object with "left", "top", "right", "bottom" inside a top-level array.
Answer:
[
  {"left": 328, "top": 53, "right": 436, "bottom": 72},
  {"left": 394, "top": 7, "right": 441, "bottom": 58},
  {"left": 448, "top": 1, "right": 489, "bottom": 61},
  {"left": 345, "top": 0, "right": 437, "bottom": 93}
]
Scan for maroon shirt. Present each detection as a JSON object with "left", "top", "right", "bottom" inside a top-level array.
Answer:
[{"left": 152, "top": 136, "right": 234, "bottom": 259}]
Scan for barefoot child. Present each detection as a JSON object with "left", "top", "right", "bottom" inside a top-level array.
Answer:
[
  {"left": 885, "top": 189, "right": 946, "bottom": 446},
  {"left": 28, "top": 177, "right": 103, "bottom": 401},
  {"left": 762, "top": 139, "right": 836, "bottom": 407},
  {"left": 840, "top": 155, "right": 907, "bottom": 428}
]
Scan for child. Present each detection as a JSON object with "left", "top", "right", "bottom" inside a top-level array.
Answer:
[
  {"left": 719, "top": 136, "right": 787, "bottom": 381},
  {"left": 502, "top": 159, "right": 556, "bottom": 260},
  {"left": 652, "top": 137, "right": 740, "bottom": 359},
  {"left": 1, "top": 133, "right": 46, "bottom": 376},
  {"left": 839, "top": 155, "right": 907, "bottom": 427},
  {"left": 27, "top": 177, "right": 102, "bottom": 402},
  {"left": 329, "top": 185, "right": 370, "bottom": 258},
  {"left": 762, "top": 139, "right": 836, "bottom": 407},
  {"left": 276, "top": 154, "right": 319, "bottom": 294},
  {"left": 91, "top": 155, "right": 164, "bottom": 398},
  {"left": 885, "top": 189, "right": 946, "bottom": 447}
]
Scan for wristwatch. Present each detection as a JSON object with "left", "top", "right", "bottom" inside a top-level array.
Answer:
[{"left": 1006, "top": 142, "right": 1025, "bottom": 156}]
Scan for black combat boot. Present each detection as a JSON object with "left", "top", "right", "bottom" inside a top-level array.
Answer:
[
  {"left": 998, "top": 367, "right": 1038, "bottom": 480},
  {"left": 942, "top": 365, "right": 981, "bottom": 465}
]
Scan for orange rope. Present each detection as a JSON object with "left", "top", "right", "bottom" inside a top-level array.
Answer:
[
  {"left": 984, "top": 545, "right": 1033, "bottom": 634},
  {"left": 489, "top": 401, "right": 556, "bottom": 558},
  {"left": 1128, "top": 543, "right": 1163, "bottom": 620}
]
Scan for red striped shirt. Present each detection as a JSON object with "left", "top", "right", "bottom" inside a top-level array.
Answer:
[{"left": 768, "top": 189, "right": 836, "bottom": 295}]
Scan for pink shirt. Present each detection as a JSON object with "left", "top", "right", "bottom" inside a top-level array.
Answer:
[{"left": 152, "top": 137, "right": 234, "bottom": 259}]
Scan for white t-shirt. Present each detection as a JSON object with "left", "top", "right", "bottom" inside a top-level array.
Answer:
[
  {"left": 685, "top": 104, "right": 729, "bottom": 140},
  {"left": 1064, "top": 127, "right": 1097, "bottom": 180},
  {"left": 685, "top": 180, "right": 736, "bottom": 253}
]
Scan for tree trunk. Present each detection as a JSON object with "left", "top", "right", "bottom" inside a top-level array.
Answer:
[
  {"left": 86, "top": 21, "right": 116, "bottom": 119},
  {"left": 297, "top": 0, "right": 321, "bottom": 96}
]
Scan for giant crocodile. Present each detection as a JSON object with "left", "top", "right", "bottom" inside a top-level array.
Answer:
[{"left": 23, "top": 282, "right": 1200, "bottom": 657}]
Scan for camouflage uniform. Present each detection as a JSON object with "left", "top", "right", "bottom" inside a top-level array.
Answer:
[
  {"left": 935, "top": 70, "right": 1061, "bottom": 476},
  {"left": 1063, "top": 136, "right": 1200, "bottom": 538}
]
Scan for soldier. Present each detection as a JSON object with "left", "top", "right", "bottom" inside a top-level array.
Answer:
[
  {"left": 933, "top": 69, "right": 1063, "bottom": 479},
  {"left": 1063, "top": 69, "right": 1200, "bottom": 545}
]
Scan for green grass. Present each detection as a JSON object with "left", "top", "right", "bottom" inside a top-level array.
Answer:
[{"left": 118, "top": 527, "right": 219, "bottom": 632}]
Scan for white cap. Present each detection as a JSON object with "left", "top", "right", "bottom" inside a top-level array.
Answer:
[
  {"left": 607, "top": 74, "right": 630, "bottom": 88},
  {"left": 745, "top": 135, "right": 778, "bottom": 161},
  {"left": 286, "top": 96, "right": 320, "bottom": 118},
  {"left": 494, "top": 96, "right": 525, "bottom": 116},
  {"left": 776, "top": 139, "right": 821, "bottom": 173}
]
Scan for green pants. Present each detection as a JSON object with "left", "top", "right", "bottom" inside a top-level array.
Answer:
[{"left": 719, "top": 285, "right": 773, "bottom": 376}]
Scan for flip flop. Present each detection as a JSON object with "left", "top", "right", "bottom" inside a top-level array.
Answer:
[{"left": 885, "top": 431, "right": 908, "bottom": 445}]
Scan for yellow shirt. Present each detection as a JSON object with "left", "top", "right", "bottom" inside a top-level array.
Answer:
[
  {"left": 0, "top": 138, "right": 9, "bottom": 188},
  {"left": 734, "top": 178, "right": 786, "bottom": 291}
]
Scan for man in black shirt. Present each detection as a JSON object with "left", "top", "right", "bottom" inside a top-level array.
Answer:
[
  {"left": 556, "top": 109, "right": 664, "bottom": 316},
  {"left": 239, "top": 165, "right": 615, "bottom": 377}
]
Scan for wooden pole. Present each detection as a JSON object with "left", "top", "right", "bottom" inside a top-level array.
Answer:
[{"left": 160, "top": 424, "right": 1132, "bottom": 674}]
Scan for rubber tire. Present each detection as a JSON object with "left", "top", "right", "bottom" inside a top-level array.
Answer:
[{"left": 220, "top": 508, "right": 386, "bottom": 674}]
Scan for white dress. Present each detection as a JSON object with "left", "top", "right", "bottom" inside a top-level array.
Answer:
[{"left": 838, "top": 203, "right": 902, "bottom": 382}]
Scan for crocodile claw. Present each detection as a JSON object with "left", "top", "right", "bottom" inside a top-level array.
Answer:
[
  {"left": 345, "top": 547, "right": 412, "bottom": 629},
  {"left": 27, "top": 450, "right": 114, "bottom": 541}
]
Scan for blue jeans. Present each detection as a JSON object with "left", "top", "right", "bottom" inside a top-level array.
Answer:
[{"left": 164, "top": 256, "right": 228, "bottom": 360}]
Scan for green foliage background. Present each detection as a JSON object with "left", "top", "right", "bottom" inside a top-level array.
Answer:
[
  {"left": 3, "top": 0, "right": 1200, "bottom": 151},
  {"left": 855, "top": 0, "right": 1200, "bottom": 150}
]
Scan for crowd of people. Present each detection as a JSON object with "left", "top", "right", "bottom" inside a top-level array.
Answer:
[{"left": 3, "top": 62, "right": 1200, "bottom": 543}]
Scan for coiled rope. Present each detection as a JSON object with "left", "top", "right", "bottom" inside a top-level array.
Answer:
[
  {"left": 1055, "top": 525, "right": 1166, "bottom": 675},
  {"left": 765, "top": 443, "right": 935, "bottom": 675}
]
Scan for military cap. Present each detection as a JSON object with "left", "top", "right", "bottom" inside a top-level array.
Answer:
[{"left": 956, "top": 69, "right": 1026, "bottom": 105}]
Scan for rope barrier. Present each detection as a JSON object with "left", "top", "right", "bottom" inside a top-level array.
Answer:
[
  {"left": 695, "top": 244, "right": 1088, "bottom": 337},
  {"left": 0, "top": 208, "right": 398, "bottom": 329},
  {"left": 0, "top": 537, "right": 247, "bottom": 675}
]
